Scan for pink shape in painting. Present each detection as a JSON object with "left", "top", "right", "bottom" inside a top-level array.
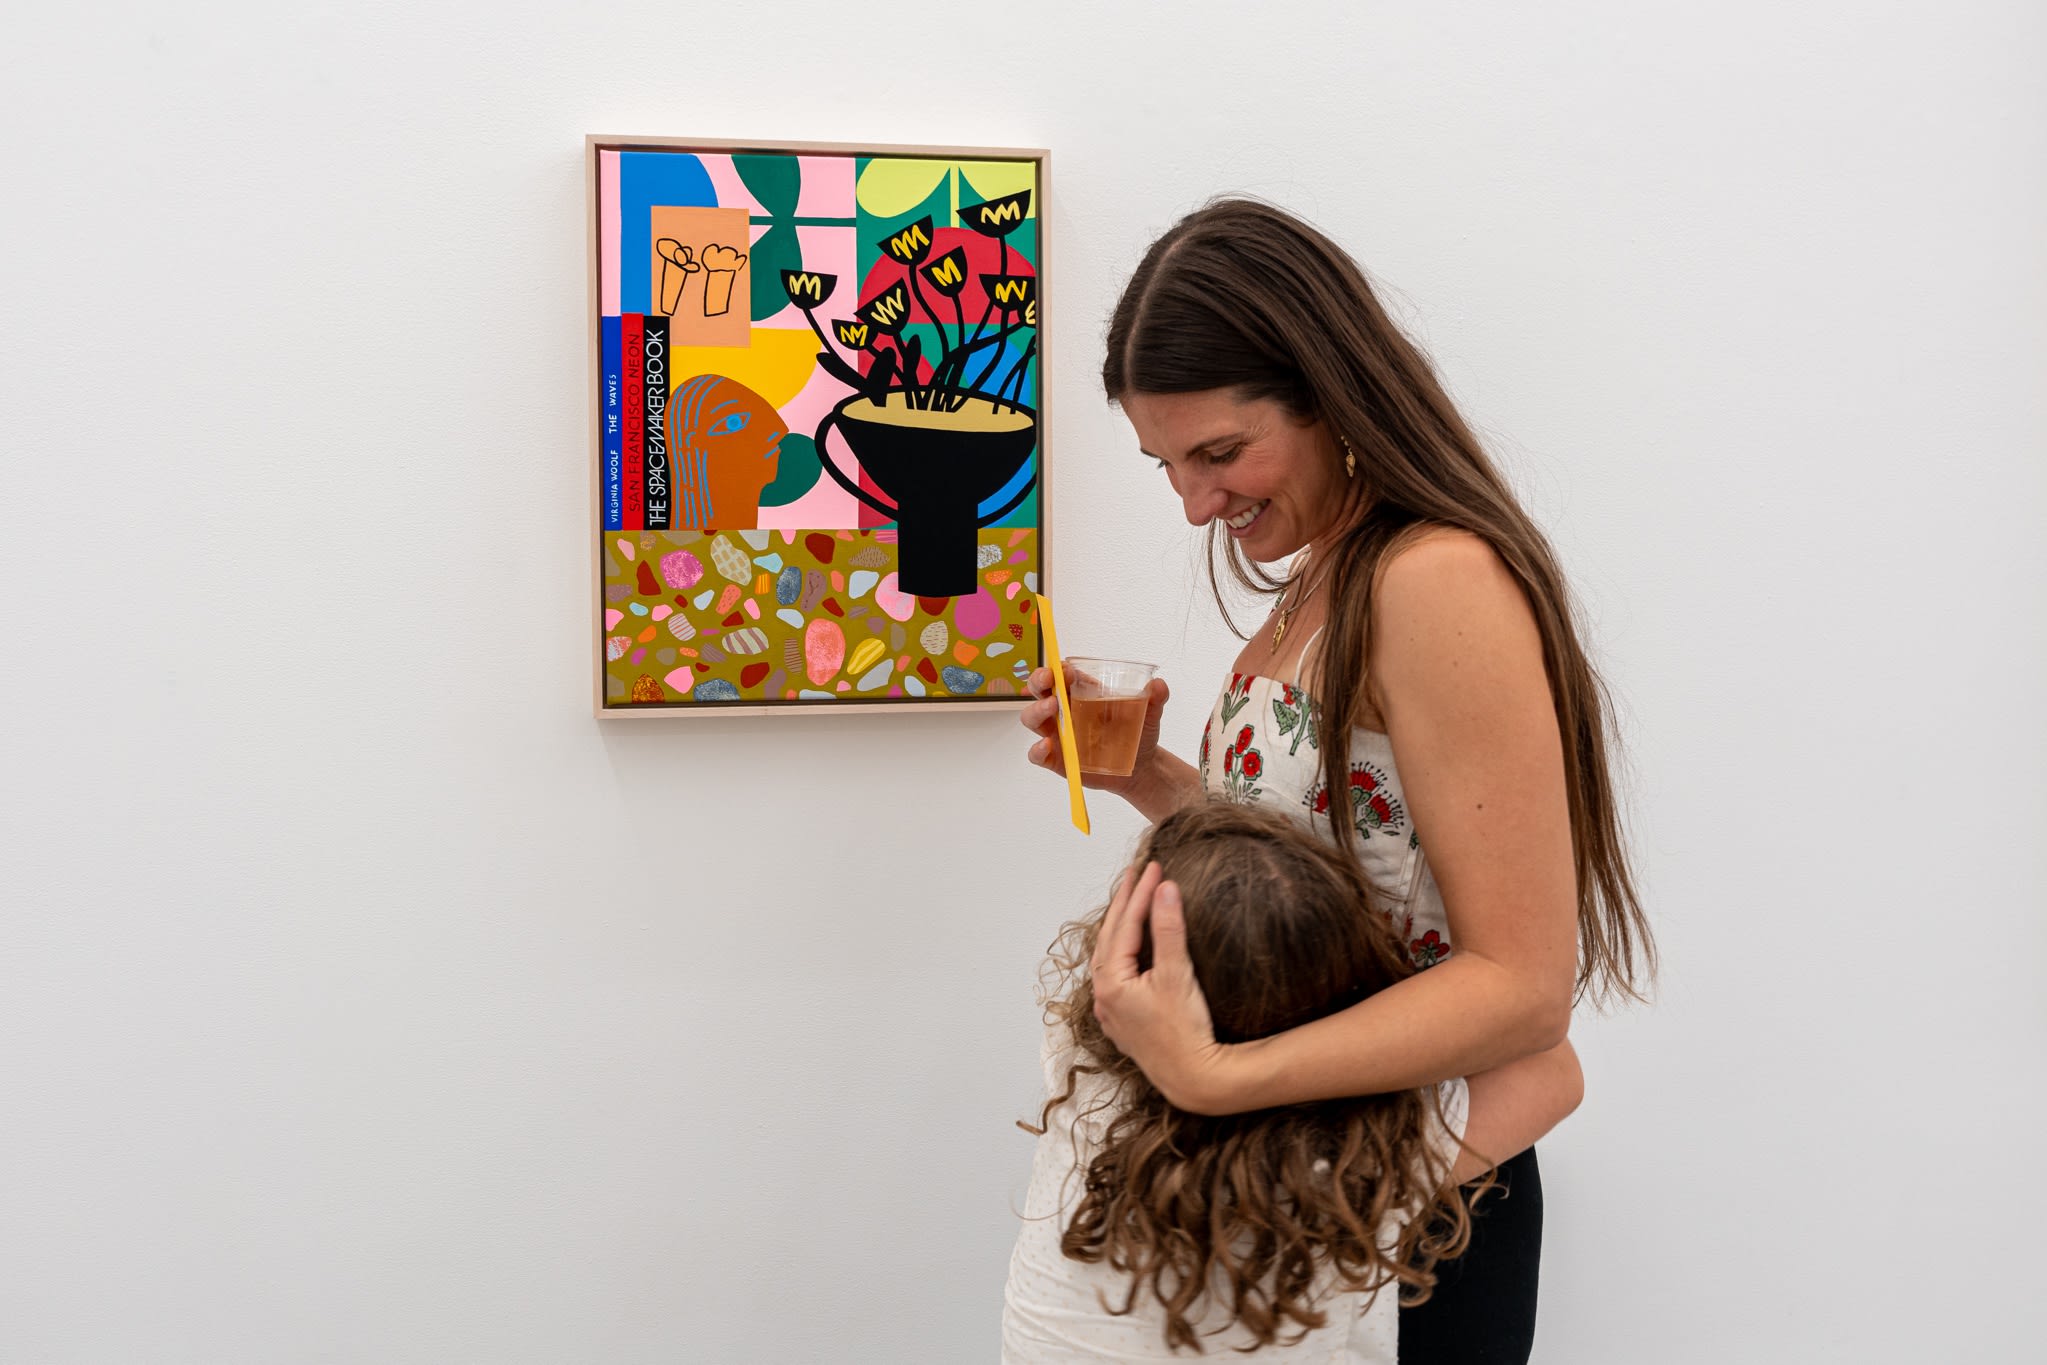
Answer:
[
  {"left": 599, "top": 151, "right": 620, "bottom": 315},
  {"left": 796, "top": 155, "right": 856, "bottom": 217},
  {"left": 804, "top": 618, "right": 846, "bottom": 686},
  {"left": 955, "top": 586, "right": 1001, "bottom": 640},
  {"left": 757, "top": 346, "right": 860, "bottom": 531}
]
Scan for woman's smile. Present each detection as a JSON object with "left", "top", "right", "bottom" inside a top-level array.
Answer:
[
  {"left": 1119, "top": 389, "right": 1346, "bottom": 561},
  {"left": 1223, "top": 499, "right": 1268, "bottom": 535}
]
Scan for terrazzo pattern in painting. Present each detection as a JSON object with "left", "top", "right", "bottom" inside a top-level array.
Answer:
[{"left": 602, "top": 527, "right": 1041, "bottom": 706}]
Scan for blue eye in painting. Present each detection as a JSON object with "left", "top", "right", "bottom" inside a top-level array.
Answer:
[{"left": 709, "top": 412, "right": 750, "bottom": 436}]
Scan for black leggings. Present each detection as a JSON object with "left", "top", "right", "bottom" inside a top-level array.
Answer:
[{"left": 1398, "top": 1145, "right": 1544, "bottom": 1363}]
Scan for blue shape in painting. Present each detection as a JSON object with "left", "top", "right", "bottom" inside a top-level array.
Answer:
[
  {"left": 969, "top": 337, "right": 1037, "bottom": 526},
  {"left": 980, "top": 453, "right": 1038, "bottom": 528},
  {"left": 959, "top": 336, "right": 1021, "bottom": 395},
  {"left": 601, "top": 314, "right": 623, "bottom": 529},
  {"left": 619, "top": 153, "right": 716, "bottom": 314}
]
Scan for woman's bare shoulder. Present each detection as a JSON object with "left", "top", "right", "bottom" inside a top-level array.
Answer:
[
  {"left": 1372, "top": 524, "right": 1524, "bottom": 612},
  {"left": 1368, "top": 525, "right": 1544, "bottom": 700}
]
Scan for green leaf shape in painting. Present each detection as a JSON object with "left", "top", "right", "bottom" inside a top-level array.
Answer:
[
  {"left": 736, "top": 155, "right": 806, "bottom": 322},
  {"left": 748, "top": 224, "right": 804, "bottom": 322},
  {"left": 736, "top": 155, "right": 800, "bottom": 217},
  {"left": 758, "top": 432, "right": 821, "bottom": 509}
]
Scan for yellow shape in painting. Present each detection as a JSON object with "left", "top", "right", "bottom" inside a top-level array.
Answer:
[
  {"left": 842, "top": 393, "right": 1031, "bottom": 433},
  {"left": 858, "top": 158, "right": 1036, "bottom": 225},
  {"left": 885, "top": 220, "right": 931, "bottom": 261},
  {"left": 668, "top": 329, "right": 819, "bottom": 410},
  {"left": 959, "top": 161, "right": 1036, "bottom": 212},
  {"left": 976, "top": 198, "right": 1025, "bottom": 228},
  {"left": 865, "top": 291, "right": 909, "bottom": 329}
]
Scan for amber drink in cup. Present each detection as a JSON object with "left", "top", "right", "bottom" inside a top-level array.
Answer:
[{"left": 1063, "top": 657, "right": 1158, "bottom": 777}]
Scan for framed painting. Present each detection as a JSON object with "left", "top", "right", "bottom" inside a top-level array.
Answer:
[{"left": 586, "top": 136, "right": 1051, "bottom": 716}]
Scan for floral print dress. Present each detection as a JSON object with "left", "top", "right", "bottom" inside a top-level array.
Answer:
[{"left": 1197, "top": 634, "right": 1452, "bottom": 970}]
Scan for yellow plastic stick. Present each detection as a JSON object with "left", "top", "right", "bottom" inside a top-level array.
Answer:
[{"left": 1033, "top": 593, "right": 1090, "bottom": 836}]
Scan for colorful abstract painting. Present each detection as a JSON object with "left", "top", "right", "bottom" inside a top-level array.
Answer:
[{"left": 591, "top": 140, "right": 1046, "bottom": 710}]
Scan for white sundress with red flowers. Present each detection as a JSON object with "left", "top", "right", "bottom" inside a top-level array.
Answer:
[{"left": 1196, "top": 630, "right": 1452, "bottom": 970}]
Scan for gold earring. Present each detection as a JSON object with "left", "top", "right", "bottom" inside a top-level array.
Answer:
[{"left": 1341, "top": 436, "right": 1357, "bottom": 479}]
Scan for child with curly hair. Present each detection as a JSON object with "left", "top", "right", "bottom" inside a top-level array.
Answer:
[{"left": 1003, "top": 801, "right": 1583, "bottom": 1360}]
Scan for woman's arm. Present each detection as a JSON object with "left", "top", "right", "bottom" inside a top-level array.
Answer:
[
  {"left": 1092, "top": 531, "right": 1581, "bottom": 1114},
  {"left": 1103, "top": 876, "right": 1570, "bottom": 1113},
  {"left": 1453, "top": 1040, "right": 1584, "bottom": 1185},
  {"left": 1118, "top": 747, "right": 1206, "bottom": 825}
]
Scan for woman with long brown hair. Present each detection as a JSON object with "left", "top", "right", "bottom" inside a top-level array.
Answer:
[
  {"left": 1020, "top": 199, "right": 1654, "bottom": 1359},
  {"left": 1002, "top": 802, "right": 1583, "bottom": 1360}
]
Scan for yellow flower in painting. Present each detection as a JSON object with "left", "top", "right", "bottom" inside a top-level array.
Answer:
[
  {"left": 979, "top": 274, "right": 1035, "bottom": 313},
  {"left": 920, "top": 248, "right": 969, "bottom": 299},
  {"left": 781, "top": 270, "right": 837, "bottom": 309},
  {"left": 880, "top": 215, "right": 935, "bottom": 266},
  {"left": 963, "top": 191, "right": 1031, "bottom": 239},
  {"left": 834, "top": 319, "right": 873, "bottom": 350},
  {"left": 856, "top": 282, "right": 912, "bottom": 336}
]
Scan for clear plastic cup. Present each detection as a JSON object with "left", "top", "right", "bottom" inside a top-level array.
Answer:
[{"left": 1062, "top": 657, "right": 1159, "bottom": 777}]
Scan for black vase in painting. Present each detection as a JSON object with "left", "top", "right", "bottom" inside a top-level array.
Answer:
[{"left": 815, "top": 392, "right": 1037, "bottom": 598}]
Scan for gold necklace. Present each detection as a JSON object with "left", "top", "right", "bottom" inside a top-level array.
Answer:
[{"left": 1272, "top": 561, "right": 1325, "bottom": 648}]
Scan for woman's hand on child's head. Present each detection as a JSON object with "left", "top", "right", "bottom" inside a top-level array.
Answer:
[{"left": 1091, "top": 860, "right": 1234, "bottom": 1115}]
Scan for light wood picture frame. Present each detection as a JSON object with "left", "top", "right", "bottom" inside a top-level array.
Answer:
[{"left": 586, "top": 136, "right": 1051, "bottom": 718}]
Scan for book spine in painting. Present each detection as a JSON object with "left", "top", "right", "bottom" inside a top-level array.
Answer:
[
  {"left": 621, "top": 312, "right": 645, "bottom": 530},
  {"left": 640, "top": 314, "right": 671, "bottom": 531},
  {"left": 601, "top": 315, "right": 623, "bottom": 531}
]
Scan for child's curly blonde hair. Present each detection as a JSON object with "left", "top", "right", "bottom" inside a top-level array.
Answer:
[{"left": 1029, "top": 800, "right": 1491, "bottom": 1354}]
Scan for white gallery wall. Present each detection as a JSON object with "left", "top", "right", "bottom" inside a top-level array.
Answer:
[{"left": 2, "top": 2, "right": 2042, "bottom": 1360}]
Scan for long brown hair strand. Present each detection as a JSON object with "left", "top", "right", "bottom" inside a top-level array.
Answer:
[{"left": 1102, "top": 198, "right": 1656, "bottom": 1003}]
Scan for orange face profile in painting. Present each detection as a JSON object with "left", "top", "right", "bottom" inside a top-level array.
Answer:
[{"left": 665, "top": 374, "right": 787, "bottom": 529}]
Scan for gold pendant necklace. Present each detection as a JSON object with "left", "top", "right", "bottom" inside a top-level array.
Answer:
[{"left": 1272, "top": 564, "right": 1324, "bottom": 648}]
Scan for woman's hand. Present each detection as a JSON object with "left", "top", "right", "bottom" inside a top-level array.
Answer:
[
  {"left": 1020, "top": 670, "right": 1172, "bottom": 793},
  {"left": 1091, "top": 860, "right": 1238, "bottom": 1116},
  {"left": 1020, "top": 669, "right": 1172, "bottom": 798}
]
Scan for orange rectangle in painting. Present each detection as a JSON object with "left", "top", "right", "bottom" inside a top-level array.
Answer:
[{"left": 650, "top": 205, "right": 752, "bottom": 347}]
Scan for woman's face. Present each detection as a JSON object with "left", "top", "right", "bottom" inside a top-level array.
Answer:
[{"left": 1118, "top": 388, "right": 1349, "bottom": 562}]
